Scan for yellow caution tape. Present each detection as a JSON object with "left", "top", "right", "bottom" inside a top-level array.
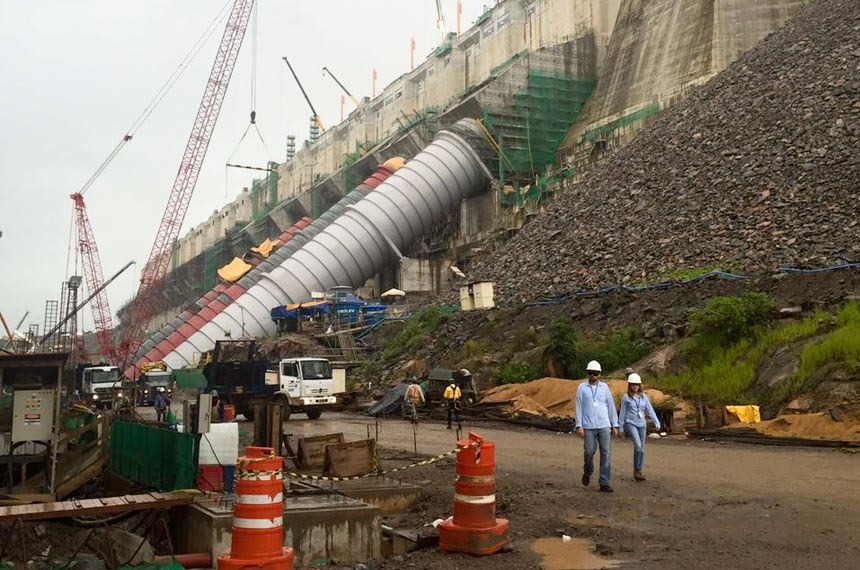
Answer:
[{"left": 234, "top": 441, "right": 478, "bottom": 483}]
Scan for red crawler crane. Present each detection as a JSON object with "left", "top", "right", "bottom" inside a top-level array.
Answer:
[
  {"left": 117, "top": 0, "right": 256, "bottom": 368},
  {"left": 71, "top": 192, "right": 116, "bottom": 361}
]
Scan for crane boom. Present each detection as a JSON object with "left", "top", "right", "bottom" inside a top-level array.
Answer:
[
  {"left": 282, "top": 57, "right": 326, "bottom": 132},
  {"left": 119, "top": 0, "right": 256, "bottom": 365},
  {"left": 322, "top": 66, "right": 360, "bottom": 107},
  {"left": 435, "top": 0, "right": 447, "bottom": 42},
  {"left": 71, "top": 192, "right": 115, "bottom": 360}
]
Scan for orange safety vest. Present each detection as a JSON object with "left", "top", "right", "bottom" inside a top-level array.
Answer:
[{"left": 407, "top": 384, "right": 422, "bottom": 401}]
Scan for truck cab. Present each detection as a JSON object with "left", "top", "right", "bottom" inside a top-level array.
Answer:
[
  {"left": 139, "top": 369, "right": 173, "bottom": 406},
  {"left": 78, "top": 365, "right": 122, "bottom": 409},
  {"left": 277, "top": 357, "right": 338, "bottom": 419}
]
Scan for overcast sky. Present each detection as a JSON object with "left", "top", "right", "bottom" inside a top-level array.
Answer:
[{"left": 0, "top": 0, "right": 487, "bottom": 335}]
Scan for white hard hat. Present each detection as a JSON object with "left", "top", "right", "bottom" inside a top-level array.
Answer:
[
  {"left": 586, "top": 360, "right": 602, "bottom": 373},
  {"left": 627, "top": 373, "right": 642, "bottom": 384}
]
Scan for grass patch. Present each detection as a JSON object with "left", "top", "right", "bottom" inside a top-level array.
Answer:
[
  {"left": 496, "top": 359, "right": 543, "bottom": 385},
  {"left": 379, "top": 306, "right": 449, "bottom": 365},
  {"left": 547, "top": 316, "right": 651, "bottom": 378},
  {"left": 637, "top": 260, "right": 742, "bottom": 286},
  {"left": 779, "top": 301, "right": 860, "bottom": 399},
  {"left": 656, "top": 312, "right": 825, "bottom": 402}
]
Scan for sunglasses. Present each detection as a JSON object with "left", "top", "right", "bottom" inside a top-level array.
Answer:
[{"left": 587, "top": 371, "right": 599, "bottom": 376}]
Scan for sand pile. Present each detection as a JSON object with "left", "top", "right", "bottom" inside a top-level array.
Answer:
[
  {"left": 480, "top": 377, "right": 680, "bottom": 419},
  {"left": 744, "top": 412, "right": 860, "bottom": 442}
]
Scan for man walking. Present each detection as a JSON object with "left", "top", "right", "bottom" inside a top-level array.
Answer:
[
  {"left": 575, "top": 360, "right": 619, "bottom": 492},
  {"left": 443, "top": 377, "right": 462, "bottom": 430},
  {"left": 403, "top": 376, "right": 425, "bottom": 423}
]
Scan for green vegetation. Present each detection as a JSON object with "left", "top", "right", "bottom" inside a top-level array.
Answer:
[
  {"left": 379, "top": 306, "right": 449, "bottom": 365},
  {"left": 496, "top": 359, "right": 543, "bottom": 385},
  {"left": 548, "top": 317, "right": 579, "bottom": 378},
  {"left": 547, "top": 316, "right": 651, "bottom": 380},
  {"left": 657, "top": 313, "right": 823, "bottom": 401},
  {"left": 779, "top": 301, "right": 860, "bottom": 399},
  {"left": 686, "top": 292, "right": 775, "bottom": 364},
  {"left": 652, "top": 260, "right": 742, "bottom": 283}
]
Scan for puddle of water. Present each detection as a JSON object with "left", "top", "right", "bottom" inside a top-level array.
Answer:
[{"left": 531, "top": 537, "right": 622, "bottom": 570}]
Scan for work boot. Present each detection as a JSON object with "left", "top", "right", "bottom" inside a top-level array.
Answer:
[
  {"left": 634, "top": 470, "right": 646, "bottom": 481},
  {"left": 581, "top": 473, "right": 590, "bottom": 486},
  {"left": 447, "top": 425, "right": 452, "bottom": 429},
  {"left": 599, "top": 485, "right": 614, "bottom": 493}
]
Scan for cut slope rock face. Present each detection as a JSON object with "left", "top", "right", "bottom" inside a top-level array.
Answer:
[{"left": 471, "top": 0, "right": 860, "bottom": 304}]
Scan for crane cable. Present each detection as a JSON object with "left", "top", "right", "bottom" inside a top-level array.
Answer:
[
  {"left": 76, "top": 0, "right": 235, "bottom": 198},
  {"left": 225, "top": 2, "right": 274, "bottom": 196}
]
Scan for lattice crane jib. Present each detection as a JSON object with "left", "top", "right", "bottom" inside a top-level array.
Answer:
[
  {"left": 71, "top": 192, "right": 115, "bottom": 360},
  {"left": 119, "top": 0, "right": 256, "bottom": 366}
]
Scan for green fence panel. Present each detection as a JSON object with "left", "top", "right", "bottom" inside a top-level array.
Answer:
[{"left": 109, "top": 421, "right": 195, "bottom": 491}]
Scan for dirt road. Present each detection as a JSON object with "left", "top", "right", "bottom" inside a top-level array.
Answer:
[{"left": 273, "top": 412, "right": 859, "bottom": 569}]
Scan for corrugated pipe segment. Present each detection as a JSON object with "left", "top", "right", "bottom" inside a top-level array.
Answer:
[
  {"left": 162, "top": 120, "right": 491, "bottom": 368},
  {"left": 129, "top": 163, "right": 399, "bottom": 374},
  {"left": 127, "top": 219, "right": 311, "bottom": 376}
]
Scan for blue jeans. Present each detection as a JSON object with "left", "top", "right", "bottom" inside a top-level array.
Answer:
[
  {"left": 583, "top": 428, "right": 612, "bottom": 486},
  {"left": 625, "top": 424, "right": 647, "bottom": 471}
]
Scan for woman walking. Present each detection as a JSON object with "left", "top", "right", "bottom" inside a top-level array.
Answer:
[{"left": 618, "top": 373, "right": 661, "bottom": 481}]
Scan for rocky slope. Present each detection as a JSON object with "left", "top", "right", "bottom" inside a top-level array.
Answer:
[{"left": 469, "top": 0, "right": 859, "bottom": 304}]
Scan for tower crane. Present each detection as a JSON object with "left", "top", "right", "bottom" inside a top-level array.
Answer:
[
  {"left": 282, "top": 56, "right": 326, "bottom": 134},
  {"left": 322, "top": 66, "right": 360, "bottom": 108},
  {"left": 118, "top": 0, "right": 256, "bottom": 367}
]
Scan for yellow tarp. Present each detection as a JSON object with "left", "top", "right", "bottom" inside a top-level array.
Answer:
[
  {"left": 217, "top": 257, "right": 253, "bottom": 282},
  {"left": 250, "top": 238, "right": 275, "bottom": 258},
  {"left": 726, "top": 405, "right": 761, "bottom": 424},
  {"left": 283, "top": 300, "right": 328, "bottom": 310}
]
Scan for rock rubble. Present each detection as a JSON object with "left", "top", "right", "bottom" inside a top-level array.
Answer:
[{"left": 468, "top": 0, "right": 860, "bottom": 304}]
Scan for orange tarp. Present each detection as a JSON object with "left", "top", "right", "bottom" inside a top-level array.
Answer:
[
  {"left": 250, "top": 238, "right": 276, "bottom": 258},
  {"left": 217, "top": 257, "right": 253, "bottom": 282}
]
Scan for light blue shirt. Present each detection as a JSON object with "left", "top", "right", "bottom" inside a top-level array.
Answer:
[
  {"left": 619, "top": 393, "right": 661, "bottom": 430},
  {"left": 575, "top": 380, "right": 619, "bottom": 430}
]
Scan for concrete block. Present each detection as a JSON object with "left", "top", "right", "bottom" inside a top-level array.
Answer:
[{"left": 172, "top": 494, "right": 381, "bottom": 567}]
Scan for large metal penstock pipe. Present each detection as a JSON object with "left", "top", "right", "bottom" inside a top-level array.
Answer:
[
  {"left": 161, "top": 120, "right": 490, "bottom": 368},
  {"left": 128, "top": 161, "right": 400, "bottom": 375}
]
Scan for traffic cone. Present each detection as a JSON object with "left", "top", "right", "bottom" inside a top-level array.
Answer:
[
  {"left": 218, "top": 446, "right": 294, "bottom": 570},
  {"left": 438, "top": 432, "right": 510, "bottom": 555}
]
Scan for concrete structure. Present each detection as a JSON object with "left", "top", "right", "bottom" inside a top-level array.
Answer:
[
  {"left": 558, "top": 0, "right": 805, "bottom": 169},
  {"left": 173, "top": 494, "right": 380, "bottom": 567},
  {"left": 131, "top": 0, "right": 806, "bottom": 334}
]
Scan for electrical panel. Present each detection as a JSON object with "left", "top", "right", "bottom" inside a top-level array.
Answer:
[{"left": 12, "top": 389, "right": 56, "bottom": 443}]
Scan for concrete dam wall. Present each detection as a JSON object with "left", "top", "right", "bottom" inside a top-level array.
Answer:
[{"left": 559, "top": 0, "right": 806, "bottom": 160}]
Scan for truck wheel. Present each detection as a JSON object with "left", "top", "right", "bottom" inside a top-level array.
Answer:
[
  {"left": 306, "top": 409, "right": 322, "bottom": 420},
  {"left": 274, "top": 395, "right": 291, "bottom": 421}
]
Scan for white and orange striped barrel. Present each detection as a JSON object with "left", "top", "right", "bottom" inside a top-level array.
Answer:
[{"left": 230, "top": 446, "right": 285, "bottom": 560}]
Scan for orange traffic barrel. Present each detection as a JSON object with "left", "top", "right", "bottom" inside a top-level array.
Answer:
[
  {"left": 439, "top": 432, "right": 510, "bottom": 556},
  {"left": 218, "top": 446, "right": 294, "bottom": 570}
]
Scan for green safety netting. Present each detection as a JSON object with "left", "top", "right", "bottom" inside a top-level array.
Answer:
[
  {"left": 109, "top": 421, "right": 195, "bottom": 491},
  {"left": 203, "top": 247, "right": 217, "bottom": 291},
  {"left": 482, "top": 70, "right": 595, "bottom": 205}
]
